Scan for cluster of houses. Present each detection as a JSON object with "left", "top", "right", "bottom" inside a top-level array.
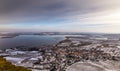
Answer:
[{"left": 0, "top": 36, "right": 120, "bottom": 71}]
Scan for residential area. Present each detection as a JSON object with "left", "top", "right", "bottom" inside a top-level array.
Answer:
[{"left": 0, "top": 35, "right": 120, "bottom": 71}]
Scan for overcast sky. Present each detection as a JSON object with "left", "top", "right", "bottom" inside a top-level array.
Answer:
[{"left": 0, "top": 0, "right": 120, "bottom": 33}]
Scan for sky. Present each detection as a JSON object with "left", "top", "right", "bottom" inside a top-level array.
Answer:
[{"left": 0, "top": 0, "right": 120, "bottom": 33}]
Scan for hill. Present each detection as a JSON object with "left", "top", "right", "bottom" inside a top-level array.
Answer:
[{"left": 0, "top": 57, "right": 31, "bottom": 71}]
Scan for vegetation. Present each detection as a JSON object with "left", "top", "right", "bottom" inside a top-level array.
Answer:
[{"left": 0, "top": 57, "right": 31, "bottom": 71}]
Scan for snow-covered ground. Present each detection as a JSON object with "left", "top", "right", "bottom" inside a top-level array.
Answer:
[
  {"left": 4, "top": 57, "right": 25, "bottom": 64},
  {"left": 66, "top": 60, "right": 120, "bottom": 71}
]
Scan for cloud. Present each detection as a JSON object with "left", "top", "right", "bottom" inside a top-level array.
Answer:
[{"left": 0, "top": 0, "right": 120, "bottom": 33}]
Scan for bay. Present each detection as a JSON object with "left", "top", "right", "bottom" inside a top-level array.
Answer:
[{"left": 0, "top": 35, "right": 65, "bottom": 50}]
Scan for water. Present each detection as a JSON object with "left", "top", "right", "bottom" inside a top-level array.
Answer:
[{"left": 0, "top": 35, "right": 65, "bottom": 50}]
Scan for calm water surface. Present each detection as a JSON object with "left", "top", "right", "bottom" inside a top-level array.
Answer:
[{"left": 0, "top": 35, "right": 65, "bottom": 50}]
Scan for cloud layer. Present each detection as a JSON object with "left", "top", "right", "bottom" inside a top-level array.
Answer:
[{"left": 0, "top": 0, "right": 120, "bottom": 33}]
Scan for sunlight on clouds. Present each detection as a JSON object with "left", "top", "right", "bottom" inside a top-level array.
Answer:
[
  {"left": 0, "top": 0, "right": 120, "bottom": 33},
  {"left": 85, "top": 11, "right": 120, "bottom": 25}
]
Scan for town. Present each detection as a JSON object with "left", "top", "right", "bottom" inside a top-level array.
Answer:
[{"left": 0, "top": 35, "right": 120, "bottom": 71}]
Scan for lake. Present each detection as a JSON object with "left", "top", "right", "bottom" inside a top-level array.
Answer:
[{"left": 0, "top": 35, "right": 65, "bottom": 50}]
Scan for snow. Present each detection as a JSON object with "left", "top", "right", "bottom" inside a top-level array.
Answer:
[
  {"left": 4, "top": 57, "right": 25, "bottom": 63},
  {"left": 30, "top": 51, "right": 38, "bottom": 53},
  {"left": 0, "top": 53, "right": 9, "bottom": 56},
  {"left": 29, "top": 58, "right": 38, "bottom": 61},
  {"left": 10, "top": 51, "right": 26, "bottom": 55},
  {"left": 66, "top": 61, "right": 120, "bottom": 71},
  {"left": 117, "top": 46, "right": 120, "bottom": 49}
]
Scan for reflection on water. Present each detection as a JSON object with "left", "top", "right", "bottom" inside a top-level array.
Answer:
[{"left": 0, "top": 35, "right": 65, "bottom": 50}]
